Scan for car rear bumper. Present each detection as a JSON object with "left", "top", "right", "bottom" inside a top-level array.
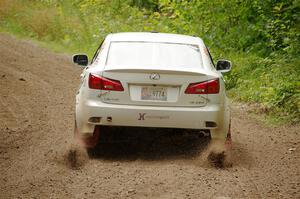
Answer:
[{"left": 76, "top": 100, "right": 230, "bottom": 139}]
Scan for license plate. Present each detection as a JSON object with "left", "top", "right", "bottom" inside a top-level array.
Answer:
[{"left": 141, "top": 86, "right": 167, "bottom": 101}]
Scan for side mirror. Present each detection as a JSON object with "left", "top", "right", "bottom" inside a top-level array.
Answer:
[
  {"left": 216, "top": 59, "right": 232, "bottom": 73},
  {"left": 73, "top": 54, "right": 88, "bottom": 67}
]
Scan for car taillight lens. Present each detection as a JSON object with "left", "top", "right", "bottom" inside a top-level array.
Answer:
[
  {"left": 185, "top": 79, "right": 219, "bottom": 94},
  {"left": 88, "top": 73, "right": 124, "bottom": 91}
]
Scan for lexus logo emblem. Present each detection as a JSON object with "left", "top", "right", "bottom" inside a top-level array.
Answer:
[{"left": 149, "top": 73, "right": 160, "bottom": 80}]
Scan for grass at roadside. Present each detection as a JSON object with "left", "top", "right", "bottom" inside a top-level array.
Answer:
[{"left": 0, "top": 0, "right": 299, "bottom": 124}]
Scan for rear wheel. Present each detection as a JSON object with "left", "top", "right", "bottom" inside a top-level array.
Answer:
[{"left": 74, "top": 121, "right": 100, "bottom": 149}]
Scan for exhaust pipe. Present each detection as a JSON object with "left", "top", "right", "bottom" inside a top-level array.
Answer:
[{"left": 199, "top": 130, "right": 210, "bottom": 137}]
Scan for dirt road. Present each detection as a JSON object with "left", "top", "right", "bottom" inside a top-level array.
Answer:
[{"left": 0, "top": 34, "right": 299, "bottom": 199}]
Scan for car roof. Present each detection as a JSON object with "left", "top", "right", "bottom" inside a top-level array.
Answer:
[{"left": 109, "top": 32, "right": 203, "bottom": 45}]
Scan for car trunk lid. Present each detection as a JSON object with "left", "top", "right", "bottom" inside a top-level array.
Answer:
[{"left": 98, "top": 68, "right": 217, "bottom": 107}]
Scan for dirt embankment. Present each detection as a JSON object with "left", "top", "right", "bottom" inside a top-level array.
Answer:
[{"left": 0, "top": 34, "right": 299, "bottom": 199}]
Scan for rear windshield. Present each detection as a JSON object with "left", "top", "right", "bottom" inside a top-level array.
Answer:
[{"left": 106, "top": 41, "right": 202, "bottom": 69}]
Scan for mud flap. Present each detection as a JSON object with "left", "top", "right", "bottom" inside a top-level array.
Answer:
[
  {"left": 74, "top": 122, "right": 100, "bottom": 148},
  {"left": 225, "top": 118, "right": 232, "bottom": 151}
]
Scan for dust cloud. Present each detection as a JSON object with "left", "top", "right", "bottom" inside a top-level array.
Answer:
[
  {"left": 201, "top": 139, "right": 233, "bottom": 168},
  {"left": 64, "top": 143, "right": 89, "bottom": 170}
]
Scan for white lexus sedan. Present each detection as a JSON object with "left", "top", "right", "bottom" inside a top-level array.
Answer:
[{"left": 73, "top": 32, "right": 232, "bottom": 148}]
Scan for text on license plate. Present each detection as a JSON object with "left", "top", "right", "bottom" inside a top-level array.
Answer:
[{"left": 141, "top": 87, "right": 167, "bottom": 101}]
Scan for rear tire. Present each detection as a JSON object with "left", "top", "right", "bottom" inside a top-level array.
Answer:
[
  {"left": 85, "top": 126, "right": 101, "bottom": 158},
  {"left": 74, "top": 121, "right": 100, "bottom": 150}
]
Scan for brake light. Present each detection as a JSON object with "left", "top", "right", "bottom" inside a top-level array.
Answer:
[
  {"left": 185, "top": 79, "right": 219, "bottom": 94},
  {"left": 88, "top": 73, "right": 124, "bottom": 91}
]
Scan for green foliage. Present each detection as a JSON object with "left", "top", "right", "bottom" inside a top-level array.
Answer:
[
  {"left": 130, "top": 0, "right": 160, "bottom": 11},
  {"left": 0, "top": 0, "right": 299, "bottom": 123},
  {"left": 226, "top": 54, "right": 300, "bottom": 123}
]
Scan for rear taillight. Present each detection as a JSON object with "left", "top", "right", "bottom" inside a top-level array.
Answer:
[
  {"left": 185, "top": 79, "right": 219, "bottom": 94},
  {"left": 88, "top": 73, "right": 124, "bottom": 91}
]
